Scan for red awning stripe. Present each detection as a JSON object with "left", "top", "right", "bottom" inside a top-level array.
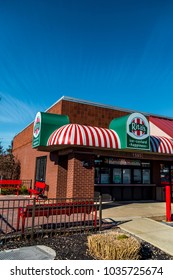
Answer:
[
  {"left": 149, "top": 116, "right": 173, "bottom": 138},
  {"left": 150, "top": 136, "right": 173, "bottom": 154},
  {"left": 47, "top": 124, "right": 121, "bottom": 149}
]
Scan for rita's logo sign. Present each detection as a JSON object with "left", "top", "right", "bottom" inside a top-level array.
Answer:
[
  {"left": 126, "top": 112, "right": 150, "bottom": 151},
  {"left": 33, "top": 112, "right": 41, "bottom": 138},
  {"left": 129, "top": 117, "right": 148, "bottom": 137},
  {"left": 127, "top": 113, "right": 149, "bottom": 140}
]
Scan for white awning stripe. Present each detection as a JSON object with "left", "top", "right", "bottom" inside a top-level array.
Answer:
[
  {"left": 47, "top": 124, "right": 121, "bottom": 149},
  {"left": 150, "top": 136, "right": 173, "bottom": 154}
]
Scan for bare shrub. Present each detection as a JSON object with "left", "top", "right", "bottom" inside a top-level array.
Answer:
[{"left": 87, "top": 231, "right": 141, "bottom": 260}]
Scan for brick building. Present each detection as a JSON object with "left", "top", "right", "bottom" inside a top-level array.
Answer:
[{"left": 13, "top": 96, "right": 173, "bottom": 201}]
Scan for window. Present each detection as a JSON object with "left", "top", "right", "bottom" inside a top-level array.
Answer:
[
  {"left": 142, "top": 169, "right": 150, "bottom": 184},
  {"left": 35, "top": 156, "right": 47, "bottom": 182},
  {"left": 94, "top": 156, "right": 151, "bottom": 185},
  {"left": 134, "top": 169, "right": 142, "bottom": 184},
  {"left": 113, "top": 168, "right": 122, "bottom": 183},
  {"left": 94, "top": 167, "right": 100, "bottom": 184},
  {"left": 100, "top": 167, "right": 110, "bottom": 184},
  {"left": 160, "top": 164, "right": 170, "bottom": 185},
  {"left": 123, "top": 169, "right": 131, "bottom": 184}
]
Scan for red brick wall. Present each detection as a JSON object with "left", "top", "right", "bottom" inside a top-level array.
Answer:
[
  {"left": 66, "top": 153, "right": 94, "bottom": 199},
  {"left": 13, "top": 123, "right": 33, "bottom": 151},
  {"left": 47, "top": 100, "right": 62, "bottom": 115},
  {"left": 61, "top": 100, "right": 128, "bottom": 128},
  {"left": 66, "top": 154, "right": 75, "bottom": 198},
  {"left": 13, "top": 144, "right": 58, "bottom": 197},
  {"left": 13, "top": 143, "right": 49, "bottom": 187}
]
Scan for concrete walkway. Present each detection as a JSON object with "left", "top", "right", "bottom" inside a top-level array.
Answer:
[
  {"left": 102, "top": 201, "right": 173, "bottom": 256},
  {"left": 119, "top": 218, "right": 173, "bottom": 256},
  {"left": 0, "top": 245, "right": 56, "bottom": 260},
  {"left": 101, "top": 201, "right": 172, "bottom": 221}
]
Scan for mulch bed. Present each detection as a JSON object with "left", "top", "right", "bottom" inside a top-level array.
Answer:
[{"left": 1, "top": 227, "right": 173, "bottom": 260}]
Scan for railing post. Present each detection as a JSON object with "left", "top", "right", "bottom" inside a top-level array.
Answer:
[
  {"left": 99, "top": 195, "right": 102, "bottom": 231},
  {"left": 31, "top": 198, "right": 36, "bottom": 240}
]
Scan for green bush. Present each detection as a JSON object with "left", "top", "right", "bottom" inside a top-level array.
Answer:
[
  {"left": 0, "top": 185, "right": 29, "bottom": 195},
  {"left": 116, "top": 234, "right": 128, "bottom": 240},
  {"left": 0, "top": 188, "right": 16, "bottom": 195},
  {"left": 19, "top": 185, "right": 29, "bottom": 195},
  {"left": 87, "top": 231, "right": 141, "bottom": 260}
]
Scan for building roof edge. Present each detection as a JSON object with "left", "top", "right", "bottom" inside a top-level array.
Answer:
[
  {"left": 48, "top": 96, "right": 173, "bottom": 120},
  {"left": 13, "top": 95, "right": 173, "bottom": 141}
]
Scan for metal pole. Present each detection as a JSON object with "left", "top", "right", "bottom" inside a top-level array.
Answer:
[
  {"left": 166, "top": 185, "right": 172, "bottom": 222},
  {"left": 99, "top": 195, "right": 102, "bottom": 231},
  {"left": 31, "top": 198, "right": 36, "bottom": 240}
]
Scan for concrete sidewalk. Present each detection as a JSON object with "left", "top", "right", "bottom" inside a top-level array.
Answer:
[
  {"left": 0, "top": 245, "right": 56, "bottom": 260},
  {"left": 119, "top": 218, "right": 173, "bottom": 256},
  {"left": 102, "top": 201, "right": 173, "bottom": 256},
  {"left": 101, "top": 201, "right": 172, "bottom": 221}
]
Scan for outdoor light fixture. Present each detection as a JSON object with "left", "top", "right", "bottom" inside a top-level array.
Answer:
[{"left": 82, "top": 161, "right": 90, "bottom": 167}]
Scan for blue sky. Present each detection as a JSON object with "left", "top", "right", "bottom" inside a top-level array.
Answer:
[{"left": 0, "top": 0, "right": 173, "bottom": 149}]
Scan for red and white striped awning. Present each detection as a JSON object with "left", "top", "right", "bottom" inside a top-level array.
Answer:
[
  {"left": 150, "top": 116, "right": 173, "bottom": 138},
  {"left": 47, "top": 124, "right": 121, "bottom": 149},
  {"left": 150, "top": 136, "right": 173, "bottom": 154},
  {"left": 47, "top": 124, "right": 173, "bottom": 154}
]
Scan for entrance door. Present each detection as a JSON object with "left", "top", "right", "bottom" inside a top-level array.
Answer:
[{"left": 35, "top": 156, "right": 47, "bottom": 182}]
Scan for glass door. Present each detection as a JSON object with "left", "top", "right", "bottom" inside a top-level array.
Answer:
[
  {"left": 123, "top": 169, "right": 131, "bottom": 184},
  {"left": 113, "top": 168, "right": 122, "bottom": 183},
  {"left": 35, "top": 156, "right": 47, "bottom": 182},
  {"left": 142, "top": 169, "right": 150, "bottom": 184},
  {"left": 100, "top": 167, "right": 111, "bottom": 184},
  {"left": 160, "top": 164, "right": 170, "bottom": 185},
  {"left": 133, "top": 169, "right": 142, "bottom": 184}
]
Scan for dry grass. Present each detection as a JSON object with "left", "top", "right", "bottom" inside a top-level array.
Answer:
[{"left": 87, "top": 231, "right": 141, "bottom": 260}]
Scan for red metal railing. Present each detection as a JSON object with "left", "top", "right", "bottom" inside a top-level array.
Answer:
[{"left": 0, "top": 196, "right": 101, "bottom": 243}]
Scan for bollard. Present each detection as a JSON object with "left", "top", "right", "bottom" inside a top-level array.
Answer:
[{"left": 166, "top": 185, "right": 172, "bottom": 222}]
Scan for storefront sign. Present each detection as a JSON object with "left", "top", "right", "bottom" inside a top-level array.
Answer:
[
  {"left": 109, "top": 112, "right": 150, "bottom": 151},
  {"left": 33, "top": 112, "right": 42, "bottom": 147},
  {"left": 32, "top": 112, "right": 70, "bottom": 148},
  {"left": 126, "top": 113, "right": 150, "bottom": 150}
]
